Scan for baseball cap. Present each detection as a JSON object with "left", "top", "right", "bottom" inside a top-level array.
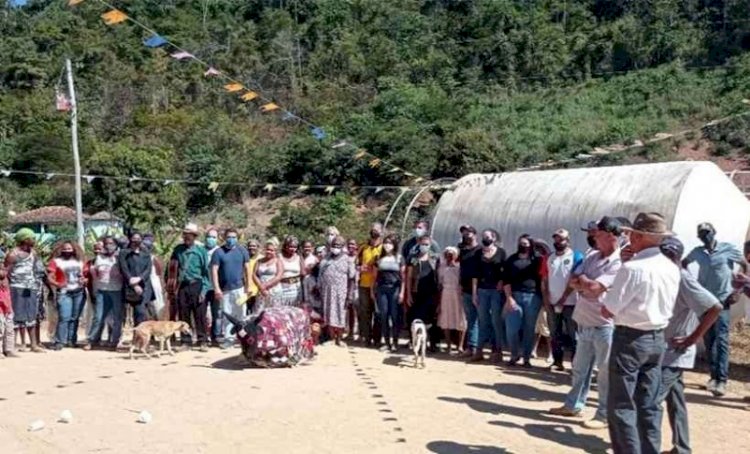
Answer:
[
  {"left": 552, "top": 229, "right": 570, "bottom": 240},
  {"left": 580, "top": 221, "right": 598, "bottom": 232},
  {"left": 460, "top": 224, "right": 477, "bottom": 234},
  {"left": 660, "top": 237, "right": 684, "bottom": 262},
  {"left": 597, "top": 216, "right": 623, "bottom": 235}
]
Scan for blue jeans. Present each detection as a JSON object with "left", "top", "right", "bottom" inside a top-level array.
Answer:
[
  {"left": 88, "top": 290, "right": 124, "bottom": 346},
  {"left": 504, "top": 291, "right": 541, "bottom": 361},
  {"left": 563, "top": 324, "right": 613, "bottom": 421},
  {"left": 55, "top": 290, "right": 86, "bottom": 346},
  {"left": 703, "top": 308, "right": 730, "bottom": 383},
  {"left": 462, "top": 293, "right": 478, "bottom": 348},
  {"left": 376, "top": 284, "right": 401, "bottom": 344},
  {"left": 608, "top": 326, "right": 666, "bottom": 454},
  {"left": 208, "top": 290, "right": 222, "bottom": 342},
  {"left": 221, "top": 288, "right": 246, "bottom": 342},
  {"left": 477, "top": 288, "right": 505, "bottom": 352}
]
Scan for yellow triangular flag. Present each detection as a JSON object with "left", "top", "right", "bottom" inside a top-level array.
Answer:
[
  {"left": 208, "top": 182, "right": 220, "bottom": 192},
  {"left": 369, "top": 158, "right": 381, "bottom": 168},
  {"left": 224, "top": 83, "right": 244, "bottom": 92},
  {"left": 260, "top": 102, "right": 280, "bottom": 112},
  {"left": 101, "top": 9, "right": 128, "bottom": 25},
  {"left": 353, "top": 150, "right": 367, "bottom": 160},
  {"left": 240, "top": 91, "right": 258, "bottom": 102},
  {"left": 68, "top": 0, "right": 85, "bottom": 6},
  {"left": 297, "top": 185, "right": 309, "bottom": 192},
  {"left": 324, "top": 186, "right": 336, "bottom": 194},
  {"left": 264, "top": 184, "right": 275, "bottom": 192}
]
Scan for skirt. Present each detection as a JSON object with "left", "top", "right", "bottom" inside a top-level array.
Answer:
[{"left": 11, "top": 287, "right": 39, "bottom": 327}]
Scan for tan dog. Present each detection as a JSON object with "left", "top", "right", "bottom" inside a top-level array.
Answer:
[{"left": 128, "top": 321, "right": 191, "bottom": 359}]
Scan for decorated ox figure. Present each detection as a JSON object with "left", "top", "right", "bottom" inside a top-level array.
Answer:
[{"left": 224, "top": 306, "right": 314, "bottom": 368}]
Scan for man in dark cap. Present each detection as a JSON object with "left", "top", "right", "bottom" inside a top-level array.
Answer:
[
  {"left": 682, "top": 222, "right": 747, "bottom": 397},
  {"left": 581, "top": 221, "right": 599, "bottom": 255},
  {"left": 658, "top": 237, "right": 722, "bottom": 454}
]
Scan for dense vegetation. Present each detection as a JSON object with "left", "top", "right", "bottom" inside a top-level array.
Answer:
[{"left": 2, "top": 0, "right": 750, "bottom": 231}]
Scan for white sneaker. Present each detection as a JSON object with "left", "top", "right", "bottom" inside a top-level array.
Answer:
[
  {"left": 582, "top": 418, "right": 608, "bottom": 430},
  {"left": 706, "top": 378, "right": 718, "bottom": 392},
  {"left": 712, "top": 382, "right": 727, "bottom": 397}
]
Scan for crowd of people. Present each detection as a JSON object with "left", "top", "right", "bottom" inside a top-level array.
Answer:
[{"left": 1, "top": 213, "right": 749, "bottom": 453}]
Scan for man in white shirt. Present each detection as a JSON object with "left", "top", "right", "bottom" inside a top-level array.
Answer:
[
  {"left": 543, "top": 229, "right": 584, "bottom": 372},
  {"left": 603, "top": 212, "right": 680, "bottom": 454},
  {"left": 549, "top": 217, "right": 623, "bottom": 429}
]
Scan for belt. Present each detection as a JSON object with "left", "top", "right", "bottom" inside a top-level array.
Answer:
[
  {"left": 615, "top": 325, "right": 665, "bottom": 335},
  {"left": 281, "top": 277, "right": 301, "bottom": 284}
]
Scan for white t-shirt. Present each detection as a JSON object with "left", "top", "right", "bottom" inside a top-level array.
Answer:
[{"left": 547, "top": 249, "right": 584, "bottom": 311}]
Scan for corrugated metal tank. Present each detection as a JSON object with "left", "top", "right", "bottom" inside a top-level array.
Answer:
[{"left": 432, "top": 161, "right": 750, "bottom": 322}]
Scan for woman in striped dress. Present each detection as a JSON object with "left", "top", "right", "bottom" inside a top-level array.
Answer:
[{"left": 279, "top": 236, "right": 305, "bottom": 307}]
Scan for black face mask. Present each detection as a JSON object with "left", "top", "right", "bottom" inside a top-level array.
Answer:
[
  {"left": 554, "top": 243, "right": 567, "bottom": 252},
  {"left": 699, "top": 231, "right": 715, "bottom": 246},
  {"left": 61, "top": 252, "right": 74, "bottom": 260},
  {"left": 587, "top": 236, "right": 597, "bottom": 249},
  {"left": 130, "top": 240, "right": 142, "bottom": 249},
  {"left": 461, "top": 234, "right": 473, "bottom": 244},
  {"left": 481, "top": 238, "right": 494, "bottom": 247},
  {"left": 518, "top": 245, "right": 530, "bottom": 253},
  {"left": 370, "top": 231, "right": 381, "bottom": 239}
]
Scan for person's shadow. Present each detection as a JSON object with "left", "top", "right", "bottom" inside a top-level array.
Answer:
[
  {"left": 491, "top": 420, "right": 609, "bottom": 453},
  {"left": 466, "top": 382, "right": 568, "bottom": 402},
  {"left": 426, "top": 440, "right": 511, "bottom": 453}
]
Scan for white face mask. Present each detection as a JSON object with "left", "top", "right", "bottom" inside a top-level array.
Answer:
[
  {"left": 414, "top": 227, "right": 426, "bottom": 237},
  {"left": 383, "top": 243, "right": 394, "bottom": 253},
  {"left": 330, "top": 247, "right": 342, "bottom": 256}
]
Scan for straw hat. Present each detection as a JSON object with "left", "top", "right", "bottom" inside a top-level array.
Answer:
[{"left": 622, "top": 212, "right": 673, "bottom": 236}]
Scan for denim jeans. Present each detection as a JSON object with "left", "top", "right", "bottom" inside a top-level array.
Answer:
[
  {"left": 376, "top": 284, "right": 401, "bottom": 344},
  {"left": 477, "top": 288, "right": 505, "bottom": 352},
  {"left": 88, "top": 290, "right": 124, "bottom": 346},
  {"left": 703, "top": 308, "right": 730, "bottom": 383},
  {"left": 608, "top": 326, "right": 666, "bottom": 454},
  {"left": 656, "top": 366, "right": 691, "bottom": 454},
  {"left": 563, "top": 324, "right": 613, "bottom": 421},
  {"left": 504, "top": 291, "right": 541, "bottom": 361},
  {"left": 462, "top": 292, "right": 478, "bottom": 348},
  {"left": 207, "top": 290, "right": 222, "bottom": 342},
  {"left": 551, "top": 306, "right": 578, "bottom": 365},
  {"left": 55, "top": 289, "right": 86, "bottom": 346},
  {"left": 221, "top": 288, "right": 246, "bottom": 342}
]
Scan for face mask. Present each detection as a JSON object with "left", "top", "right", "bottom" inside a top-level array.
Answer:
[
  {"left": 142, "top": 239, "right": 154, "bottom": 251},
  {"left": 226, "top": 237, "right": 238, "bottom": 248},
  {"left": 587, "top": 235, "right": 597, "bottom": 249},
  {"left": 130, "top": 240, "right": 142, "bottom": 249},
  {"left": 105, "top": 244, "right": 118, "bottom": 255},
  {"left": 415, "top": 228, "right": 426, "bottom": 237},
  {"left": 699, "top": 231, "right": 715, "bottom": 246},
  {"left": 518, "top": 245, "right": 530, "bottom": 253},
  {"left": 331, "top": 247, "right": 342, "bottom": 256},
  {"left": 481, "top": 238, "right": 494, "bottom": 247},
  {"left": 383, "top": 243, "right": 394, "bottom": 253},
  {"left": 370, "top": 231, "right": 381, "bottom": 239},
  {"left": 61, "top": 251, "right": 74, "bottom": 260},
  {"left": 205, "top": 237, "right": 217, "bottom": 249},
  {"left": 419, "top": 244, "right": 430, "bottom": 254},
  {"left": 554, "top": 243, "right": 567, "bottom": 252},
  {"left": 462, "top": 234, "right": 473, "bottom": 243}
]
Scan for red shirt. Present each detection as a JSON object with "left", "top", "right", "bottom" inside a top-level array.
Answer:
[{"left": 0, "top": 280, "right": 11, "bottom": 314}]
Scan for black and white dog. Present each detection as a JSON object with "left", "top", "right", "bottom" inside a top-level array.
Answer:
[{"left": 410, "top": 319, "right": 428, "bottom": 368}]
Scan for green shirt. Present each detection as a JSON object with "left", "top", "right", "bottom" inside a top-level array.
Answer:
[{"left": 171, "top": 243, "right": 210, "bottom": 296}]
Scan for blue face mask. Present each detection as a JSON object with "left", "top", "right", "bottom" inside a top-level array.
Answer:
[
  {"left": 205, "top": 237, "right": 217, "bottom": 249},
  {"left": 226, "top": 237, "right": 238, "bottom": 248}
]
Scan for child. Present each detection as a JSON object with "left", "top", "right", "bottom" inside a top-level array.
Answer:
[
  {"left": 437, "top": 247, "right": 466, "bottom": 354},
  {"left": 0, "top": 268, "right": 17, "bottom": 357}
]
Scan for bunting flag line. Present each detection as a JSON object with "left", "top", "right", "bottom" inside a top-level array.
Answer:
[
  {"left": 163, "top": 179, "right": 173, "bottom": 186},
  {"left": 144, "top": 34, "right": 168, "bottom": 48},
  {"left": 101, "top": 9, "right": 128, "bottom": 25},
  {"left": 240, "top": 91, "right": 258, "bottom": 102},
  {"left": 170, "top": 51, "right": 194, "bottom": 60},
  {"left": 297, "top": 185, "right": 309, "bottom": 192},
  {"left": 260, "top": 102, "right": 280, "bottom": 112},
  {"left": 264, "top": 184, "right": 275, "bottom": 192},
  {"left": 223, "top": 83, "right": 244, "bottom": 92},
  {"left": 85, "top": 175, "right": 96, "bottom": 183},
  {"left": 208, "top": 182, "right": 220, "bottom": 192},
  {"left": 1, "top": 170, "right": 11, "bottom": 177},
  {"left": 325, "top": 186, "right": 336, "bottom": 194},
  {"left": 71, "top": 0, "right": 428, "bottom": 181},
  {"left": 45, "top": 173, "right": 55, "bottom": 180}
]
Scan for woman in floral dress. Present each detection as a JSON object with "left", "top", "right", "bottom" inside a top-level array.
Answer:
[
  {"left": 252, "top": 238, "right": 284, "bottom": 313},
  {"left": 318, "top": 236, "right": 356, "bottom": 346}
]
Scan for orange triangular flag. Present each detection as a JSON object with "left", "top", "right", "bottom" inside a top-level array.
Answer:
[
  {"left": 260, "top": 103, "right": 280, "bottom": 112},
  {"left": 101, "top": 9, "right": 128, "bottom": 25},
  {"left": 68, "top": 0, "right": 85, "bottom": 6},
  {"left": 240, "top": 91, "right": 258, "bottom": 102},
  {"left": 224, "top": 83, "right": 244, "bottom": 92}
]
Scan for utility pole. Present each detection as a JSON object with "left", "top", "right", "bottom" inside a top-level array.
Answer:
[{"left": 65, "top": 58, "right": 85, "bottom": 249}]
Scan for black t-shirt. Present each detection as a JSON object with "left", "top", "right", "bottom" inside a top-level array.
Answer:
[
  {"left": 503, "top": 252, "right": 542, "bottom": 294},
  {"left": 476, "top": 247, "right": 507, "bottom": 290},
  {"left": 458, "top": 244, "right": 481, "bottom": 293}
]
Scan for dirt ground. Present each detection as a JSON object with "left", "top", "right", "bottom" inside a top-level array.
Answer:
[{"left": 1, "top": 335, "right": 750, "bottom": 454}]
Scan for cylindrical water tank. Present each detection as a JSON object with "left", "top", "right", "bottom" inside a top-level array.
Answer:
[{"left": 431, "top": 161, "right": 750, "bottom": 322}]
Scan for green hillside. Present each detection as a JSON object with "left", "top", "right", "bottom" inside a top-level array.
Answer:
[{"left": 2, "top": 0, "right": 750, "bottom": 228}]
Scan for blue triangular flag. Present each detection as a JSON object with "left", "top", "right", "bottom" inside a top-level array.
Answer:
[
  {"left": 281, "top": 111, "right": 297, "bottom": 121},
  {"left": 310, "top": 126, "right": 326, "bottom": 140},
  {"left": 8, "top": 0, "right": 28, "bottom": 8},
  {"left": 143, "top": 34, "right": 168, "bottom": 48}
]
